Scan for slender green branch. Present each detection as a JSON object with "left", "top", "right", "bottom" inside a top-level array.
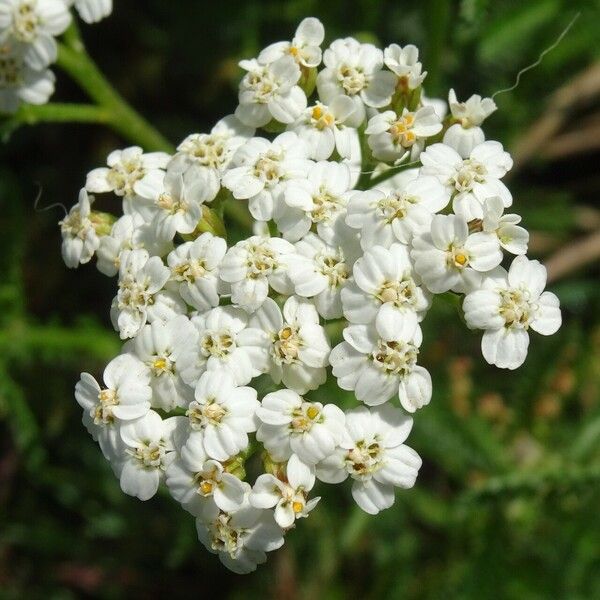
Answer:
[
  {"left": 56, "top": 39, "right": 174, "bottom": 153},
  {"left": 6, "top": 103, "right": 111, "bottom": 127}
]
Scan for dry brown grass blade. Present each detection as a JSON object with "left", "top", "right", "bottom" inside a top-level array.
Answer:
[{"left": 545, "top": 229, "right": 600, "bottom": 283}]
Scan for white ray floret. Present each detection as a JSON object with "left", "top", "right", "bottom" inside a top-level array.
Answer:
[
  {"left": 250, "top": 454, "right": 320, "bottom": 528},
  {"left": 249, "top": 296, "right": 330, "bottom": 394},
  {"left": 330, "top": 311, "right": 431, "bottom": 412},
  {"left": 75, "top": 353, "right": 151, "bottom": 460},
  {"left": 341, "top": 243, "right": 431, "bottom": 326},
  {"left": 316, "top": 405, "right": 422, "bottom": 514},
  {"left": 346, "top": 172, "right": 450, "bottom": 249},
  {"left": 420, "top": 141, "right": 513, "bottom": 221},
  {"left": 463, "top": 256, "right": 561, "bottom": 370},
  {"left": 411, "top": 214, "right": 503, "bottom": 294},
  {"left": 383, "top": 44, "right": 427, "bottom": 91},
  {"left": 257, "top": 389, "right": 346, "bottom": 464}
]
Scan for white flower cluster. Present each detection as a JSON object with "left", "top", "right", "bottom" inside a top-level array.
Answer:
[
  {"left": 59, "top": 17, "right": 562, "bottom": 573},
  {"left": 0, "top": 0, "right": 112, "bottom": 113}
]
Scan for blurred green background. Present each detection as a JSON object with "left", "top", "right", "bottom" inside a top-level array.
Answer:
[{"left": 1, "top": 0, "right": 600, "bottom": 598}]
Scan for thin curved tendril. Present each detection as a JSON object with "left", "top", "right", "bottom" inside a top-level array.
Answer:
[
  {"left": 33, "top": 182, "right": 67, "bottom": 217},
  {"left": 492, "top": 12, "right": 581, "bottom": 100}
]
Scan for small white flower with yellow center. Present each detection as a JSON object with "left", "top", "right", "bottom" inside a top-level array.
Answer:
[
  {"left": 69, "top": 0, "right": 112, "bottom": 24},
  {"left": 317, "top": 38, "right": 397, "bottom": 127},
  {"left": 85, "top": 146, "right": 171, "bottom": 218},
  {"left": 443, "top": 89, "right": 497, "bottom": 158},
  {"left": 196, "top": 497, "right": 284, "bottom": 574},
  {"left": 258, "top": 17, "right": 325, "bottom": 68},
  {"left": 59, "top": 188, "right": 102, "bottom": 268},
  {"left": 330, "top": 311, "right": 431, "bottom": 412},
  {"left": 110, "top": 249, "right": 186, "bottom": 339},
  {"left": 256, "top": 389, "right": 346, "bottom": 464},
  {"left": 250, "top": 454, "right": 320, "bottom": 529},
  {"left": 75, "top": 353, "right": 151, "bottom": 460},
  {"left": 138, "top": 168, "right": 217, "bottom": 242},
  {"left": 279, "top": 161, "right": 353, "bottom": 243},
  {"left": 316, "top": 405, "right": 421, "bottom": 514},
  {"left": 420, "top": 141, "right": 513, "bottom": 221},
  {"left": 287, "top": 232, "right": 358, "bottom": 319},
  {"left": 235, "top": 56, "right": 307, "bottom": 128},
  {"left": 383, "top": 44, "right": 427, "bottom": 91},
  {"left": 411, "top": 214, "right": 503, "bottom": 294},
  {"left": 166, "top": 433, "right": 247, "bottom": 519},
  {"left": 115, "top": 410, "right": 185, "bottom": 501},
  {"left": 0, "top": 0, "right": 71, "bottom": 69},
  {"left": 167, "top": 232, "right": 227, "bottom": 312},
  {"left": 289, "top": 96, "right": 357, "bottom": 161},
  {"left": 174, "top": 305, "right": 270, "bottom": 387},
  {"left": 222, "top": 132, "right": 312, "bottom": 221},
  {"left": 96, "top": 213, "right": 171, "bottom": 277},
  {"left": 220, "top": 235, "right": 296, "bottom": 311},
  {"left": 249, "top": 296, "right": 330, "bottom": 394},
  {"left": 366, "top": 106, "right": 442, "bottom": 163},
  {"left": 480, "top": 196, "right": 529, "bottom": 255},
  {"left": 341, "top": 244, "right": 431, "bottom": 328},
  {"left": 346, "top": 172, "right": 450, "bottom": 249},
  {"left": 169, "top": 115, "right": 255, "bottom": 198},
  {"left": 463, "top": 256, "right": 561, "bottom": 370},
  {"left": 184, "top": 371, "right": 260, "bottom": 462},
  {"left": 0, "top": 41, "right": 55, "bottom": 112},
  {"left": 124, "top": 316, "right": 197, "bottom": 411}
]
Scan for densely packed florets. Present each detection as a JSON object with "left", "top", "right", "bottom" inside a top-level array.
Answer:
[{"left": 59, "top": 17, "right": 562, "bottom": 573}]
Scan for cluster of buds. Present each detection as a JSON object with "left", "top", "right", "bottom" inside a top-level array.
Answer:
[{"left": 59, "top": 17, "right": 562, "bottom": 573}]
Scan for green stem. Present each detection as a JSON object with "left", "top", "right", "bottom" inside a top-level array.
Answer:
[
  {"left": 8, "top": 103, "right": 111, "bottom": 126},
  {"left": 364, "top": 161, "right": 422, "bottom": 190},
  {"left": 56, "top": 41, "right": 174, "bottom": 153}
]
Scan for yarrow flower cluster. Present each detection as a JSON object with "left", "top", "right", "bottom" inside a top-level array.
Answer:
[
  {"left": 0, "top": 0, "right": 112, "bottom": 113},
  {"left": 59, "top": 17, "right": 562, "bottom": 573}
]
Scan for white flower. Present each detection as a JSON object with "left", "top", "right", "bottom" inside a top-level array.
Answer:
[
  {"left": 124, "top": 316, "right": 196, "bottom": 411},
  {"left": 0, "top": 0, "right": 71, "bottom": 69},
  {"left": 420, "top": 141, "right": 513, "bottom": 221},
  {"left": 341, "top": 244, "right": 431, "bottom": 327},
  {"left": 249, "top": 296, "right": 330, "bottom": 394},
  {"left": 70, "top": 0, "right": 112, "bottom": 24},
  {"left": 110, "top": 249, "right": 185, "bottom": 339},
  {"left": 481, "top": 196, "right": 529, "bottom": 255},
  {"left": 168, "top": 115, "right": 255, "bottom": 197},
  {"left": 258, "top": 17, "right": 324, "bottom": 68},
  {"left": 174, "top": 305, "right": 269, "bottom": 387},
  {"left": 330, "top": 311, "right": 431, "bottom": 412},
  {"left": 383, "top": 44, "right": 426, "bottom": 91},
  {"left": 220, "top": 235, "right": 296, "bottom": 311},
  {"left": 317, "top": 38, "right": 396, "bottom": 127},
  {"left": 289, "top": 96, "right": 357, "bottom": 160},
  {"left": 316, "top": 405, "right": 421, "bottom": 514},
  {"left": 411, "top": 214, "right": 503, "bottom": 294},
  {"left": 366, "top": 106, "right": 442, "bottom": 163},
  {"left": 463, "top": 256, "right": 561, "bottom": 370},
  {"left": 136, "top": 168, "right": 217, "bottom": 242},
  {"left": 235, "top": 56, "right": 307, "bottom": 127},
  {"left": 166, "top": 232, "right": 227, "bottom": 312},
  {"left": 346, "top": 173, "right": 450, "bottom": 249},
  {"left": 0, "top": 42, "right": 54, "bottom": 112},
  {"left": 197, "top": 497, "right": 284, "bottom": 574},
  {"left": 85, "top": 146, "right": 170, "bottom": 218},
  {"left": 256, "top": 389, "right": 346, "bottom": 464},
  {"left": 250, "top": 454, "right": 319, "bottom": 528},
  {"left": 166, "top": 433, "right": 247, "bottom": 519},
  {"left": 184, "top": 371, "right": 260, "bottom": 462},
  {"left": 59, "top": 188, "right": 100, "bottom": 268},
  {"left": 115, "top": 410, "right": 184, "bottom": 501},
  {"left": 75, "top": 353, "right": 151, "bottom": 459},
  {"left": 279, "top": 160, "right": 354, "bottom": 243},
  {"left": 443, "top": 89, "right": 497, "bottom": 158},
  {"left": 96, "top": 213, "right": 171, "bottom": 277},
  {"left": 223, "top": 131, "right": 312, "bottom": 222},
  {"left": 287, "top": 232, "right": 357, "bottom": 319}
]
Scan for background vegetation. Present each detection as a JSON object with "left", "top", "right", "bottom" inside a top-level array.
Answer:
[{"left": 1, "top": 0, "right": 600, "bottom": 598}]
